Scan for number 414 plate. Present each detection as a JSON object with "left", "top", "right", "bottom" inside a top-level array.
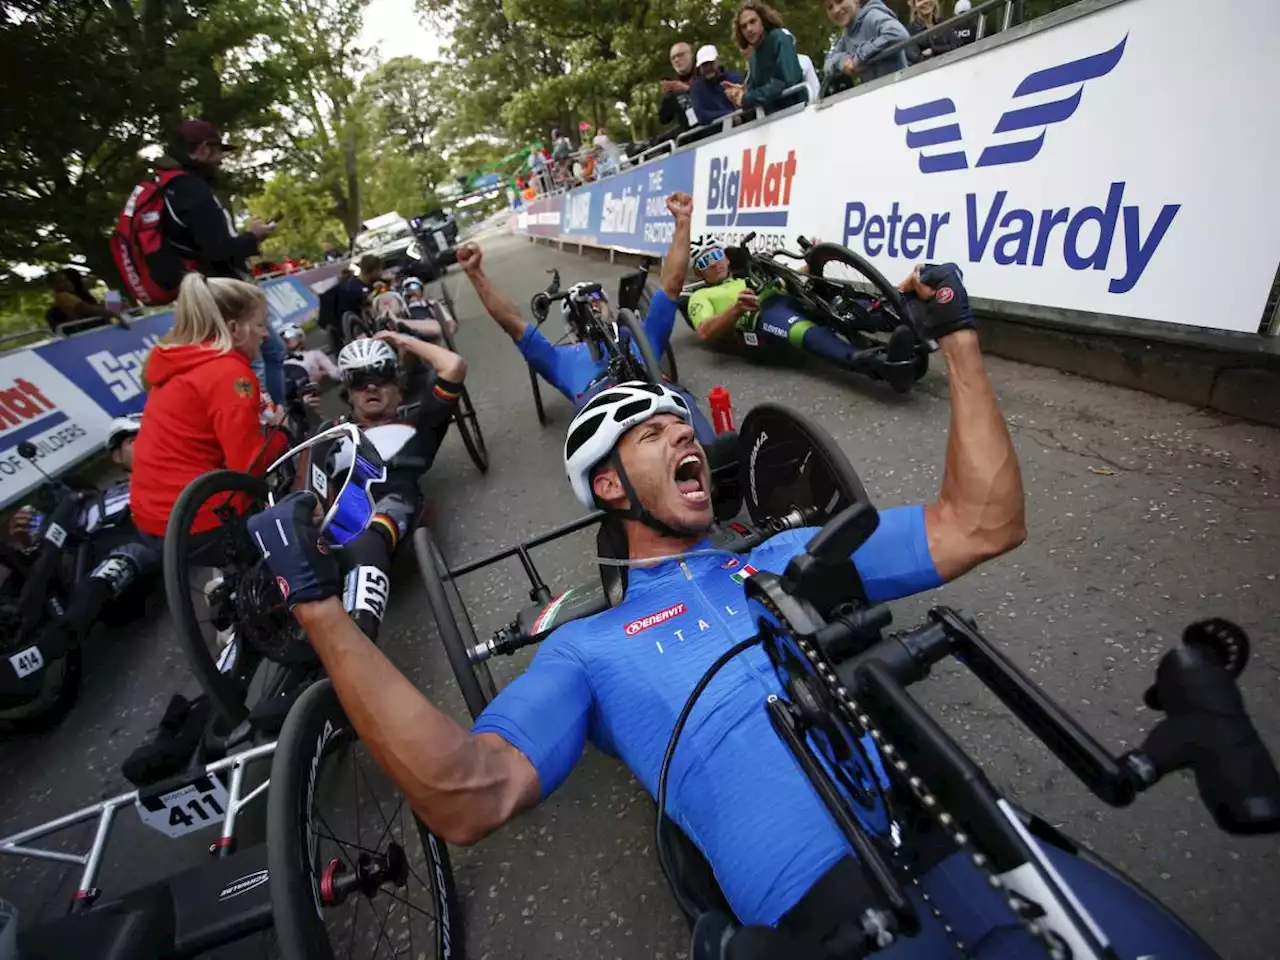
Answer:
[{"left": 136, "top": 774, "right": 230, "bottom": 838}]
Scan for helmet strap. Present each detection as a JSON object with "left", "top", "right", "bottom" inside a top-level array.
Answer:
[{"left": 604, "top": 451, "right": 703, "bottom": 541}]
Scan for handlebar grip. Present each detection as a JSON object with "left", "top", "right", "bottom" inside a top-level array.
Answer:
[
  {"left": 1139, "top": 645, "right": 1280, "bottom": 835},
  {"left": 741, "top": 232, "right": 756, "bottom": 247}
]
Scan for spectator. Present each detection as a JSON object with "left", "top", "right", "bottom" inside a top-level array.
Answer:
[
  {"left": 592, "top": 133, "right": 622, "bottom": 178},
  {"left": 654, "top": 42, "right": 700, "bottom": 146},
  {"left": 907, "top": 0, "right": 962, "bottom": 62},
  {"left": 691, "top": 45, "right": 743, "bottom": 124},
  {"left": 281, "top": 324, "right": 340, "bottom": 386},
  {"left": 952, "top": 0, "right": 979, "bottom": 47},
  {"left": 551, "top": 128, "right": 573, "bottom": 163},
  {"left": 724, "top": 2, "right": 807, "bottom": 114},
  {"left": 823, "top": 0, "right": 910, "bottom": 84},
  {"left": 321, "top": 241, "right": 344, "bottom": 263},
  {"left": 46, "top": 269, "right": 109, "bottom": 334},
  {"left": 156, "top": 119, "right": 287, "bottom": 406}
]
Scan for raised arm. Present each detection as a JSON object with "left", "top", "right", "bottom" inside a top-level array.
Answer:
[
  {"left": 457, "top": 242, "right": 529, "bottom": 343},
  {"left": 908, "top": 266, "right": 1026, "bottom": 580},
  {"left": 248, "top": 497, "right": 540, "bottom": 845},
  {"left": 374, "top": 329, "right": 466, "bottom": 384},
  {"left": 660, "top": 192, "right": 694, "bottom": 298}
]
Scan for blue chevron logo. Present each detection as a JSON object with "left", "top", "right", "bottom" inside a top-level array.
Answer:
[{"left": 894, "top": 36, "right": 1127, "bottom": 174}]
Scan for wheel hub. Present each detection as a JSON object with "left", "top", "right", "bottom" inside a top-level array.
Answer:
[{"left": 318, "top": 842, "right": 408, "bottom": 906}]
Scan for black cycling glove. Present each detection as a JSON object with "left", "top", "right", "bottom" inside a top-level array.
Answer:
[
  {"left": 246, "top": 492, "right": 341, "bottom": 608},
  {"left": 907, "top": 262, "right": 975, "bottom": 341}
]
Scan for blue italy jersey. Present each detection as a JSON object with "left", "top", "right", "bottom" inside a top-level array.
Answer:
[{"left": 473, "top": 506, "right": 942, "bottom": 925}]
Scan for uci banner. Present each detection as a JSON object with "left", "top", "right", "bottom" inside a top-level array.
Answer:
[
  {"left": 32, "top": 274, "right": 321, "bottom": 419},
  {"left": 0, "top": 352, "right": 113, "bottom": 508},
  {"left": 559, "top": 152, "right": 697, "bottom": 255},
  {"left": 690, "top": 0, "right": 1280, "bottom": 334}
]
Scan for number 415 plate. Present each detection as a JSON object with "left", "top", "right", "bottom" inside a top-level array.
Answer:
[{"left": 136, "top": 774, "right": 229, "bottom": 838}]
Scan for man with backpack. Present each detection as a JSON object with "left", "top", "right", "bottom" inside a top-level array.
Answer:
[{"left": 112, "top": 119, "right": 288, "bottom": 402}]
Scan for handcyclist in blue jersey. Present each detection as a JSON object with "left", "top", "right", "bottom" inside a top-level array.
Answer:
[
  {"left": 247, "top": 265, "right": 1035, "bottom": 952},
  {"left": 455, "top": 191, "right": 717, "bottom": 441}
]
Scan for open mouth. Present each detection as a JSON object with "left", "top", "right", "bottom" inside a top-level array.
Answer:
[{"left": 674, "top": 453, "right": 709, "bottom": 505}]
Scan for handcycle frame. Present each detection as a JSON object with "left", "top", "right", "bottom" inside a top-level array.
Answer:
[{"left": 525, "top": 261, "right": 677, "bottom": 425}]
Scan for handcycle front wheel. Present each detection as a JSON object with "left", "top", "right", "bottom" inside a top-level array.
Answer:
[
  {"left": 803, "top": 242, "right": 914, "bottom": 336},
  {"left": 163, "top": 470, "right": 317, "bottom": 726},
  {"left": 0, "top": 550, "right": 81, "bottom": 735},
  {"left": 268, "top": 678, "right": 464, "bottom": 960},
  {"left": 614, "top": 307, "right": 663, "bottom": 384},
  {"left": 342, "top": 310, "right": 373, "bottom": 343},
  {"left": 438, "top": 321, "right": 489, "bottom": 474},
  {"left": 413, "top": 527, "right": 496, "bottom": 721}
]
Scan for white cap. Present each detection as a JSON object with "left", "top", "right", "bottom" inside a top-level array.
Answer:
[
  {"left": 695, "top": 44, "right": 719, "bottom": 68},
  {"left": 954, "top": 0, "right": 971, "bottom": 11}
]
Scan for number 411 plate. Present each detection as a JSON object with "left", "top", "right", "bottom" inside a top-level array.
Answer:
[{"left": 136, "top": 774, "right": 230, "bottom": 838}]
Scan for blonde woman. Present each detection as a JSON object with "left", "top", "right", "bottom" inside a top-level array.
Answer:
[
  {"left": 131, "top": 273, "right": 290, "bottom": 539},
  {"left": 907, "top": 0, "right": 962, "bottom": 62}
]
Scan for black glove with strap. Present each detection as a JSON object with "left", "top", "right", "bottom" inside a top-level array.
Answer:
[
  {"left": 246, "top": 492, "right": 341, "bottom": 608},
  {"left": 905, "top": 262, "right": 976, "bottom": 341}
]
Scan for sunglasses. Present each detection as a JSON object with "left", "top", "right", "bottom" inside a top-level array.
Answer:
[
  {"left": 346, "top": 368, "right": 398, "bottom": 391},
  {"left": 695, "top": 249, "right": 726, "bottom": 271},
  {"left": 266, "top": 423, "right": 387, "bottom": 547}
]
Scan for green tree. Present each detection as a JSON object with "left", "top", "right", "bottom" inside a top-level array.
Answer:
[{"left": 0, "top": 0, "right": 286, "bottom": 291}]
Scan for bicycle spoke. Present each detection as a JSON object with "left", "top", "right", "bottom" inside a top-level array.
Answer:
[
  {"left": 377, "top": 885, "right": 438, "bottom": 921},
  {"left": 344, "top": 891, "right": 362, "bottom": 960}
]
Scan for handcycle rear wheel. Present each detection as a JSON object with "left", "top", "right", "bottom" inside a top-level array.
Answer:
[
  {"left": 268, "top": 678, "right": 463, "bottom": 960},
  {"left": 529, "top": 368, "right": 548, "bottom": 424},
  {"left": 164, "top": 470, "right": 317, "bottom": 726},
  {"left": 413, "top": 527, "right": 496, "bottom": 720},
  {"left": 438, "top": 320, "right": 489, "bottom": 474}
]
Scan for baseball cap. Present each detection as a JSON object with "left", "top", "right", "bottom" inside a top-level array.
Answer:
[
  {"left": 695, "top": 44, "right": 719, "bottom": 68},
  {"left": 176, "top": 118, "right": 236, "bottom": 152}
]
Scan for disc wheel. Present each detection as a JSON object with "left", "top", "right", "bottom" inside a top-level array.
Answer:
[
  {"left": 269, "top": 679, "right": 463, "bottom": 960},
  {"left": 413, "top": 527, "right": 496, "bottom": 720},
  {"left": 163, "top": 470, "right": 318, "bottom": 726},
  {"left": 438, "top": 322, "right": 489, "bottom": 474}
]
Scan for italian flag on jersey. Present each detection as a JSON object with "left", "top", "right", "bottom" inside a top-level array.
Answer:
[{"left": 730, "top": 563, "right": 759, "bottom": 585}]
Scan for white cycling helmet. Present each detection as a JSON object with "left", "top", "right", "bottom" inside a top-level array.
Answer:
[
  {"left": 337, "top": 337, "right": 399, "bottom": 382},
  {"left": 280, "top": 323, "right": 305, "bottom": 344},
  {"left": 106, "top": 414, "right": 143, "bottom": 451},
  {"left": 563, "top": 381, "right": 691, "bottom": 508},
  {"left": 372, "top": 291, "right": 409, "bottom": 321},
  {"left": 562, "top": 281, "right": 608, "bottom": 320}
]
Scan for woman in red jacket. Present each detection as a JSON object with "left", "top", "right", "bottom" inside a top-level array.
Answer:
[{"left": 131, "top": 272, "right": 290, "bottom": 539}]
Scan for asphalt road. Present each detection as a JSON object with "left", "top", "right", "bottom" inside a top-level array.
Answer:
[{"left": 0, "top": 230, "right": 1277, "bottom": 960}]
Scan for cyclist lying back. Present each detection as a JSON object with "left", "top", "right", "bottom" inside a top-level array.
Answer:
[
  {"left": 457, "top": 192, "right": 717, "bottom": 441},
  {"left": 248, "top": 265, "right": 1031, "bottom": 950}
]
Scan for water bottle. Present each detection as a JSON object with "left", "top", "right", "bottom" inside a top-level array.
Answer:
[{"left": 708, "top": 385, "right": 734, "bottom": 435}]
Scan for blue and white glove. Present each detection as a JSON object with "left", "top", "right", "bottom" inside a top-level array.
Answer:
[
  {"left": 247, "top": 492, "right": 341, "bottom": 608},
  {"left": 909, "top": 263, "right": 975, "bottom": 341}
]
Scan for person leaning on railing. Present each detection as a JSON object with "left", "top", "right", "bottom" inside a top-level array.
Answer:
[
  {"left": 906, "top": 0, "right": 963, "bottom": 62},
  {"left": 723, "top": 2, "right": 808, "bottom": 113},
  {"left": 823, "top": 0, "right": 910, "bottom": 84}
]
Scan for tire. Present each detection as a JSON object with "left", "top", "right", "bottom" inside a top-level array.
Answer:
[
  {"left": 341, "top": 310, "right": 371, "bottom": 343},
  {"left": 614, "top": 307, "right": 662, "bottom": 384},
  {"left": 661, "top": 345, "right": 679, "bottom": 383},
  {"left": 530, "top": 368, "right": 548, "bottom": 425},
  {"left": 0, "top": 555, "right": 81, "bottom": 734},
  {"left": 439, "top": 322, "right": 489, "bottom": 474},
  {"left": 413, "top": 527, "right": 496, "bottom": 720},
  {"left": 803, "top": 243, "right": 914, "bottom": 336},
  {"left": 269, "top": 679, "right": 463, "bottom": 960},
  {"left": 164, "top": 470, "right": 309, "bottom": 726}
]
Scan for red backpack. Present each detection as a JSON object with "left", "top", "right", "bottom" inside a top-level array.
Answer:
[{"left": 110, "top": 169, "right": 196, "bottom": 305}]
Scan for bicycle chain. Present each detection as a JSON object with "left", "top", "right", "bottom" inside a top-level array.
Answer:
[{"left": 779, "top": 624, "right": 1070, "bottom": 960}]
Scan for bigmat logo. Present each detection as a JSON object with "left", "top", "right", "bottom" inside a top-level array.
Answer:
[
  {"left": 0, "top": 378, "right": 66, "bottom": 453},
  {"left": 625, "top": 602, "right": 688, "bottom": 637},
  {"left": 706, "top": 146, "right": 797, "bottom": 228}
]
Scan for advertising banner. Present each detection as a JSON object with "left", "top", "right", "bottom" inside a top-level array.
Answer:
[
  {"left": 691, "top": 0, "right": 1280, "bottom": 333},
  {"left": 517, "top": 197, "right": 564, "bottom": 238},
  {"left": 262, "top": 274, "right": 319, "bottom": 329},
  {"left": 0, "top": 352, "right": 113, "bottom": 508},
  {"left": 559, "top": 152, "right": 698, "bottom": 255}
]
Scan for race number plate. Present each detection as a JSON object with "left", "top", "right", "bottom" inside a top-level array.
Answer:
[
  {"left": 433, "top": 230, "right": 448, "bottom": 252},
  {"left": 8, "top": 645, "right": 44, "bottom": 679},
  {"left": 136, "top": 774, "right": 229, "bottom": 838},
  {"left": 742, "top": 332, "right": 760, "bottom": 347},
  {"left": 43, "top": 523, "right": 67, "bottom": 548}
]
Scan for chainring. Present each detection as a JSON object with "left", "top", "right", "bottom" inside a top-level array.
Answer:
[
  {"left": 232, "top": 561, "right": 310, "bottom": 663},
  {"left": 757, "top": 604, "right": 893, "bottom": 837}
]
